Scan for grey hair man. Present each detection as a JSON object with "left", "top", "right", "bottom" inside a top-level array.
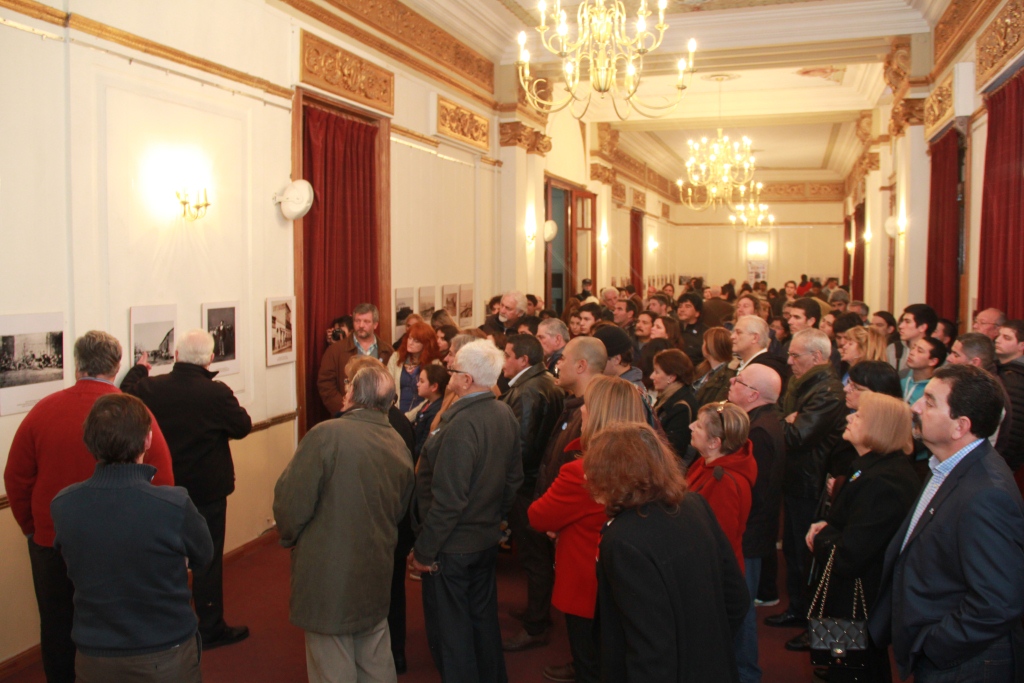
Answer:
[
  {"left": 731, "top": 315, "right": 787, "bottom": 378},
  {"left": 765, "top": 328, "right": 850, "bottom": 644},
  {"left": 410, "top": 340, "right": 523, "bottom": 681},
  {"left": 947, "top": 332, "right": 997, "bottom": 373},
  {"left": 536, "top": 318, "right": 569, "bottom": 375},
  {"left": 973, "top": 307, "right": 1006, "bottom": 340},
  {"left": 485, "top": 291, "right": 527, "bottom": 336},
  {"left": 4, "top": 332, "right": 176, "bottom": 682},
  {"left": 827, "top": 288, "right": 850, "bottom": 313},
  {"left": 600, "top": 286, "right": 619, "bottom": 311},
  {"left": 849, "top": 300, "right": 870, "bottom": 323},
  {"left": 121, "top": 328, "right": 253, "bottom": 649},
  {"left": 274, "top": 364, "right": 414, "bottom": 682}
]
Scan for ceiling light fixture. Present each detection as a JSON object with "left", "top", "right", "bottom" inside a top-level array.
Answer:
[
  {"left": 728, "top": 182, "right": 774, "bottom": 231},
  {"left": 515, "top": 0, "right": 696, "bottom": 120}
]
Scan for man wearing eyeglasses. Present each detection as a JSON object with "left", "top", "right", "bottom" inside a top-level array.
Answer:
[
  {"left": 764, "top": 329, "right": 849, "bottom": 653},
  {"left": 973, "top": 307, "right": 1006, "bottom": 341}
]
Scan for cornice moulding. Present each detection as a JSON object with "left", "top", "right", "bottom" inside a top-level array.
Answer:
[{"left": 300, "top": 31, "right": 395, "bottom": 114}]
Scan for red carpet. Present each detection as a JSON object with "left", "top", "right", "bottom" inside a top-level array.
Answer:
[{"left": 2, "top": 531, "right": 837, "bottom": 682}]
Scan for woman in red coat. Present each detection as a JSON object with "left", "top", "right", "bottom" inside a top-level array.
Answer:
[{"left": 528, "top": 375, "right": 648, "bottom": 683}]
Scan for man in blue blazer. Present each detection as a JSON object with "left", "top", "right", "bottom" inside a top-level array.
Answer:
[{"left": 869, "top": 364, "right": 1024, "bottom": 682}]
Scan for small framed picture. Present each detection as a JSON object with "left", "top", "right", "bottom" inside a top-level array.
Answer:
[
  {"left": 266, "top": 296, "right": 296, "bottom": 366},
  {"left": 202, "top": 301, "right": 240, "bottom": 377},
  {"left": 131, "top": 305, "right": 177, "bottom": 376}
]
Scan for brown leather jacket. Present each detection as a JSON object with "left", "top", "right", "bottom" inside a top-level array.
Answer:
[{"left": 317, "top": 336, "right": 394, "bottom": 415}]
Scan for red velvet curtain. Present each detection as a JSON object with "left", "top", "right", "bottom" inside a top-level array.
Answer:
[
  {"left": 926, "top": 129, "right": 962, "bottom": 320},
  {"left": 979, "top": 72, "right": 1024, "bottom": 318},
  {"left": 842, "top": 216, "right": 852, "bottom": 287},
  {"left": 852, "top": 203, "right": 866, "bottom": 301},
  {"left": 630, "top": 209, "right": 644, "bottom": 293},
  {"left": 302, "top": 106, "right": 379, "bottom": 428}
]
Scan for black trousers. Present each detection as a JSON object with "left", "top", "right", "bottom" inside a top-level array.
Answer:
[
  {"left": 507, "top": 488, "right": 554, "bottom": 635},
  {"left": 28, "top": 538, "right": 76, "bottom": 683},
  {"left": 565, "top": 614, "right": 600, "bottom": 683},
  {"left": 757, "top": 550, "right": 779, "bottom": 602},
  {"left": 782, "top": 495, "right": 818, "bottom": 617},
  {"left": 389, "top": 517, "right": 415, "bottom": 657},
  {"left": 193, "top": 498, "right": 227, "bottom": 638},
  {"left": 421, "top": 546, "right": 508, "bottom": 683}
]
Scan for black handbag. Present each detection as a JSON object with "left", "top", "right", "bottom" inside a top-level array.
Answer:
[{"left": 807, "top": 546, "right": 869, "bottom": 668}]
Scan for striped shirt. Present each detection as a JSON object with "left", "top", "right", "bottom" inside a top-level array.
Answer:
[{"left": 900, "top": 439, "right": 984, "bottom": 552}]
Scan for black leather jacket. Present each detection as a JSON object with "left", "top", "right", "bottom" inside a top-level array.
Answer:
[
  {"left": 501, "top": 364, "right": 565, "bottom": 490},
  {"left": 781, "top": 364, "right": 848, "bottom": 500}
]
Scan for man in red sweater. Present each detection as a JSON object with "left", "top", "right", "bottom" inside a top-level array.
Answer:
[{"left": 4, "top": 330, "right": 174, "bottom": 683}]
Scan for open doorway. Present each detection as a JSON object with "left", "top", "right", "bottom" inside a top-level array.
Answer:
[{"left": 544, "top": 177, "right": 596, "bottom": 310}]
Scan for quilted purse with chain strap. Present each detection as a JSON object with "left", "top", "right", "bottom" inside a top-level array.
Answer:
[{"left": 807, "top": 545, "right": 869, "bottom": 668}]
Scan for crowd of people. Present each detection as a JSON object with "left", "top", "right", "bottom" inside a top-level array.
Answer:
[{"left": 5, "top": 275, "right": 1024, "bottom": 683}]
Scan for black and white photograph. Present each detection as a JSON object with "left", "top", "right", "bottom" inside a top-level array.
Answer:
[
  {"left": 130, "top": 305, "right": 177, "bottom": 377},
  {"left": 459, "top": 284, "right": 474, "bottom": 326},
  {"left": 418, "top": 286, "right": 436, "bottom": 320},
  {"left": 266, "top": 296, "right": 296, "bottom": 366},
  {"left": 395, "top": 287, "right": 415, "bottom": 339},
  {"left": 442, "top": 285, "right": 459, "bottom": 318},
  {"left": 202, "top": 301, "right": 240, "bottom": 377},
  {"left": 0, "top": 313, "right": 65, "bottom": 416}
]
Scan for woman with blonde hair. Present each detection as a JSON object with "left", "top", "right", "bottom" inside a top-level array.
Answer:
[
  {"left": 583, "top": 423, "right": 749, "bottom": 682},
  {"left": 840, "top": 326, "right": 888, "bottom": 381},
  {"left": 805, "top": 392, "right": 921, "bottom": 682},
  {"left": 694, "top": 327, "right": 736, "bottom": 408},
  {"left": 528, "top": 376, "right": 646, "bottom": 683}
]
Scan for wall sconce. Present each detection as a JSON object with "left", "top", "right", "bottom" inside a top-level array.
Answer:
[
  {"left": 177, "top": 188, "right": 210, "bottom": 221},
  {"left": 898, "top": 215, "right": 907, "bottom": 234},
  {"left": 599, "top": 227, "right": 609, "bottom": 247},
  {"left": 863, "top": 228, "right": 873, "bottom": 244},
  {"left": 845, "top": 240, "right": 856, "bottom": 255},
  {"left": 525, "top": 221, "right": 537, "bottom": 244},
  {"left": 647, "top": 235, "right": 659, "bottom": 252}
]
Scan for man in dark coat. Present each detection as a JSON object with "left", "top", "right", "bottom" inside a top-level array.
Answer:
[
  {"left": 677, "top": 293, "right": 709, "bottom": 368},
  {"left": 317, "top": 303, "right": 395, "bottom": 415},
  {"left": 765, "top": 329, "right": 849, "bottom": 648},
  {"left": 121, "top": 328, "right": 253, "bottom": 649},
  {"left": 996, "top": 321, "right": 1024, "bottom": 487},
  {"left": 500, "top": 334, "right": 565, "bottom": 651},
  {"left": 870, "top": 365, "right": 1024, "bottom": 681},
  {"left": 728, "top": 363, "right": 786, "bottom": 683}
]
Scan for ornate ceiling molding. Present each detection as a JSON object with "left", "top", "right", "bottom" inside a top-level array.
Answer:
[
  {"left": 883, "top": 38, "right": 911, "bottom": 99},
  {"left": 590, "top": 163, "right": 616, "bottom": 185},
  {"left": 976, "top": 0, "right": 1024, "bottom": 86},
  {"left": 924, "top": 73, "right": 955, "bottom": 141},
  {"left": 301, "top": 31, "right": 394, "bottom": 114},
  {"left": 437, "top": 97, "right": 489, "bottom": 151},
  {"left": 889, "top": 97, "right": 926, "bottom": 138},
  {"left": 592, "top": 123, "right": 681, "bottom": 205},
  {"left": 845, "top": 151, "right": 880, "bottom": 204},
  {"left": 934, "top": 0, "right": 1001, "bottom": 79},
  {"left": 632, "top": 189, "right": 647, "bottom": 212},
  {"left": 499, "top": 121, "right": 551, "bottom": 155},
  {"left": 321, "top": 0, "right": 494, "bottom": 92}
]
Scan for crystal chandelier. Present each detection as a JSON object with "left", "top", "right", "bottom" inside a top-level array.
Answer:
[
  {"left": 729, "top": 183, "right": 775, "bottom": 231},
  {"left": 515, "top": 0, "right": 696, "bottom": 120}
]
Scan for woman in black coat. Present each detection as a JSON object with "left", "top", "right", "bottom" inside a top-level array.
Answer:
[
  {"left": 650, "top": 349, "right": 697, "bottom": 458},
  {"left": 806, "top": 392, "right": 921, "bottom": 683},
  {"left": 584, "top": 423, "right": 749, "bottom": 683}
]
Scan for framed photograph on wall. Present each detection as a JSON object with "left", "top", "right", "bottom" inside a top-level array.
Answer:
[
  {"left": 395, "top": 288, "right": 415, "bottom": 339},
  {"left": 442, "top": 285, "right": 458, "bottom": 319},
  {"left": 266, "top": 296, "right": 295, "bottom": 366},
  {"left": 458, "top": 284, "right": 474, "bottom": 327},
  {"left": 0, "top": 312, "right": 64, "bottom": 416},
  {"left": 419, "top": 286, "right": 436, "bottom": 321},
  {"left": 130, "top": 305, "right": 177, "bottom": 377},
  {"left": 202, "top": 301, "right": 240, "bottom": 377}
]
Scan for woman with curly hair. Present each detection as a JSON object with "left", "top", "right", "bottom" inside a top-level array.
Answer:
[{"left": 386, "top": 321, "right": 442, "bottom": 412}]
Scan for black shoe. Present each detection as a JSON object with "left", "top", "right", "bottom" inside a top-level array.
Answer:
[
  {"left": 202, "top": 625, "right": 250, "bottom": 650},
  {"left": 764, "top": 610, "right": 807, "bottom": 628},
  {"left": 813, "top": 667, "right": 830, "bottom": 681},
  {"left": 393, "top": 652, "right": 407, "bottom": 675},
  {"left": 785, "top": 631, "right": 811, "bottom": 652}
]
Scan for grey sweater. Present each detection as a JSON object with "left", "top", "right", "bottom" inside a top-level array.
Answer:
[{"left": 413, "top": 391, "right": 523, "bottom": 564}]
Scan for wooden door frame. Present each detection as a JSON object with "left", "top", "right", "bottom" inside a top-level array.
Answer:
[
  {"left": 544, "top": 174, "right": 596, "bottom": 303},
  {"left": 292, "top": 87, "right": 391, "bottom": 436}
]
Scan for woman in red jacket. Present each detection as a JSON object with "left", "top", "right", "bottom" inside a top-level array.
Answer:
[
  {"left": 528, "top": 375, "right": 647, "bottom": 683},
  {"left": 687, "top": 401, "right": 757, "bottom": 570}
]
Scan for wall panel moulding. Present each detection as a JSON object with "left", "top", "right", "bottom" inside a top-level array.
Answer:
[
  {"left": 300, "top": 31, "right": 395, "bottom": 114},
  {"left": 925, "top": 73, "right": 955, "bottom": 141},
  {"left": 590, "top": 163, "right": 615, "bottom": 185},
  {"left": 499, "top": 122, "right": 551, "bottom": 155},
  {"left": 933, "top": 0, "right": 1002, "bottom": 78},
  {"left": 976, "top": 0, "right": 1024, "bottom": 86},
  {"left": 436, "top": 97, "right": 490, "bottom": 152},
  {"left": 612, "top": 181, "right": 627, "bottom": 205},
  {"left": 632, "top": 189, "right": 647, "bottom": 211}
]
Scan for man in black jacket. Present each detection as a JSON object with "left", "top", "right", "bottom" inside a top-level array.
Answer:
[
  {"left": 121, "top": 328, "right": 252, "bottom": 649},
  {"left": 500, "top": 334, "right": 565, "bottom": 651},
  {"left": 996, "top": 321, "right": 1024, "bottom": 482},
  {"left": 728, "top": 363, "right": 786, "bottom": 681},
  {"left": 677, "top": 293, "right": 708, "bottom": 368},
  {"left": 765, "top": 328, "right": 849, "bottom": 648}
]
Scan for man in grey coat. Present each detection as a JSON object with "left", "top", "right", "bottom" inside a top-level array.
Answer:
[
  {"left": 409, "top": 340, "right": 524, "bottom": 683},
  {"left": 274, "top": 364, "right": 414, "bottom": 683}
]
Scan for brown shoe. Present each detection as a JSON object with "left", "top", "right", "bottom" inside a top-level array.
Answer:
[
  {"left": 502, "top": 627, "right": 550, "bottom": 652},
  {"left": 543, "top": 662, "right": 575, "bottom": 682}
]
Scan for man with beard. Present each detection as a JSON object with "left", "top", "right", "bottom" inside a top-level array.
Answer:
[{"left": 318, "top": 303, "right": 395, "bottom": 415}]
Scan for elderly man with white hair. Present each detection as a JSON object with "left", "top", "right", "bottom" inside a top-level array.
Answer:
[
  {"left": 410, "top": 340, "right": 523, "bottom": 683},
  {"left": 731, "top": 315, "right": 789, "bottom": 379},
  {"left": 121, "top": 328, "right": 253, "bottom": 650},
  {"left": 484, "top": 290, "right": 527, "bottom": 336}
]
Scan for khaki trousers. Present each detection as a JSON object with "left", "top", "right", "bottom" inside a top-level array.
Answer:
[
  {"left": 75, "top": 634, "right": 201, "bottom": 683},
  {"left": 305, "top": 618, "right": 396, "bottom": 683}
]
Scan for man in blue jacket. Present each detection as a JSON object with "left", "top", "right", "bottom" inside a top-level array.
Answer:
[{"left": 869, "top": 364, "right": 1024, "bottom": 682}]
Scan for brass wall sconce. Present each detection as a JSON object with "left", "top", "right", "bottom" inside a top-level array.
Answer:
[{"left": 177, "top": 188, "right": 210, "bottom": 221}]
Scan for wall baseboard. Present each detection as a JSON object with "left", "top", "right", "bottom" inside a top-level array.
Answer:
[{"left": 0, "top": 528, "right": 280, "bottom": 679}]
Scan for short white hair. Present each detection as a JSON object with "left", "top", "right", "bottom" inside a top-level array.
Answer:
[
  {"left": 600, "top": 287, "right": 618, "bottom": 299},
  {"left": 538, "top": 318, "right": 569, "bottom": 342},
  {"left": 176, "top": 328, "right": 215, "bottom": 366},
  {"left": 736, "top": 315, "right": 770, "bottom": 350},
  {"left": 455, "top": 340, "right": 504, "bottom": 387},
  {"left": 792, "top": 328, "right": 831, "bottom": 361},
  {"left": 503, "top": 291, "right": 527, "bottom": 314}
]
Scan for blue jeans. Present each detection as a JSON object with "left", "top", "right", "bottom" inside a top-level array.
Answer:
[
  {"left": 734, "top": 558, "right": 762, "bottom": 683},
  {"left": 421, "top": 546, "right": 508, "bottom": 683},
  {"left": 914, "top": 636, "right": 1014, "bottom": 683}
]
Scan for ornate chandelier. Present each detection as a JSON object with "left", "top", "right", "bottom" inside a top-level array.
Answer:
[
  {"left": 515, "top": 0, "right": 696, "bottom": 120},
  {"left": 729, "top": 183, "right": 775, "bottom": 231}
]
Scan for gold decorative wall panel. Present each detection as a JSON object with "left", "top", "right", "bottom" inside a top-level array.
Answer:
[
  {"left": 632, "top": 189, "right": 647, "bottom": 211},
  {"left": 301, "top": 31, "right": 394, "bottom": 114},
  {"left": 934, "top": 0, "right": 1000, "bottom": 77},
  {"left": 661, "top": 202, "right": 671, "bottom": 219},
  {"left": 976, "top": 0, "right": 1024, "bottom": 86},
  {"left": 437, "top": 98, "right": 489, "bottom": 151},
  {"left": 499, "top": 122, "right": 551, "bottom": 156},
  {"left": 889, "top": 97, "right": 925, "bottom": 138},
  {"left": 612, "top": 182, "right": 627, "bottom": 205},
  {"left": 590, "top": 164, "right": 615, "bottom": 185},
  {"left": 925, "top": 74, "right": 955, "bottom": 140},
  {"left": 322, "top": 0, "right": 494, "bottom": 92}
]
